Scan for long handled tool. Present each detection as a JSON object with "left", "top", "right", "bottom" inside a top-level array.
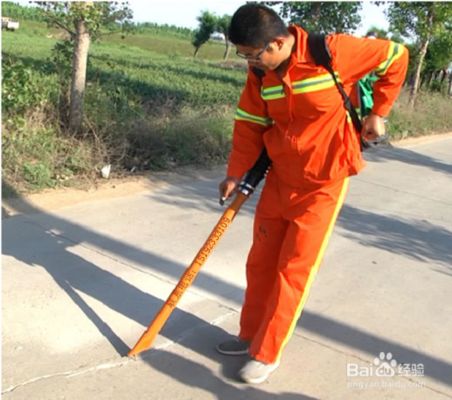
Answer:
[{"left": 128, "top": 149, "right": 271, "bottom": 357}]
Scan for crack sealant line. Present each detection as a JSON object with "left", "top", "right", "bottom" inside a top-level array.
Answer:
[
  {"left": 2, "top": 310, "right": 240, "bottom": 394},
  {"left": 2, "top": 358, "right": 132, "bottom": 394},
  {"left": 295, "top": 331, "right": 452, "bottom": 399}
]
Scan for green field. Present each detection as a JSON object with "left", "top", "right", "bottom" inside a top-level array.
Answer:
[{"left": 2, "top": 20, "right": 246, "bottom": 107}]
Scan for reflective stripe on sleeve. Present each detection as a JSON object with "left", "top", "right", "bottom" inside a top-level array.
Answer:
[
  {"left": 261, "top": 85, "right": 285, "bottom": 101},
  {"left": 375, "top": 42, "right": 403, "bottom": 77},
  {"left": 235, "top": 107, "right": 273, "bottom": 126}
]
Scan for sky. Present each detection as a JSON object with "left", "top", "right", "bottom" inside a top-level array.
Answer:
[{"left": 129, "top": 0, "right": 389, "bottom": 36}]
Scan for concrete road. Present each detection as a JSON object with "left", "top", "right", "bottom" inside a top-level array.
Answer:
[{"left": 2, "top": 134, "right": 452, "bottom": 400}]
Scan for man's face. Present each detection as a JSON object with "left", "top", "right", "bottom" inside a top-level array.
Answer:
[{"left": 235, "top": 41, "right": 284, "bottom": 71}]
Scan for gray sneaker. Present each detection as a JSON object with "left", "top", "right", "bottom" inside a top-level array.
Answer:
[
  {"left": 216, "top": 338, "right": 250, "bottom": 355},
  {"left": 239, "top": 358, "right": 280, "bottom": 384}
]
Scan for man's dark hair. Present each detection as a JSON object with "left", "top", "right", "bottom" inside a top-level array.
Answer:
[{"left": 229, "top": 3, "right": 289, "bottom": 48}]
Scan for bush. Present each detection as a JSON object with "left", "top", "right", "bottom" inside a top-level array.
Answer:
[
  {"left": 124, "top": 106, "right": 233, "bottom": 170},
  {"left": 1, "top": 57, "right": 53, "bottom": 113},
  {"left": 387, "top": 89, "right": 452, "bottom": 138},
  {"left": 2, "top": 112, "right": 95, "bottom": 193},
  {"left": 22, "top": 162, "right": 54, "bottom": 188}
]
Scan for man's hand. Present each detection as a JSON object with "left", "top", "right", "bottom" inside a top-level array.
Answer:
[
  {"left": 361, "top": 112, "right": 385, "bottom": 142},
  {"left": 219, "top": 176, "right": 240, "bottom": 205}
]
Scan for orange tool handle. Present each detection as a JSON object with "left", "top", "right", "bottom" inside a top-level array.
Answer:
[{"left": 128, "top": 192, "right": 248, "bottom": 357}]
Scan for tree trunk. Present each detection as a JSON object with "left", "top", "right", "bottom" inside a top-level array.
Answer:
[
  {"left": 420, "top": 72, "right": 427, "bottom": 89},
  {"left": 193, "top": 46, "right": 200, "bottom": 57},
  {"left": 440, "top": 69, "right": 447, "bottom": 84},
  {"left": 312, "top": 2, "right": 321, "bottom": 31},
  {"left": 223, "top": 38, "right": 231, "bottom": 60},
  {"left": 448, "top": 72, "right": 452, "bottom": 96},
  {"left": 69, "top": 18, "right": 90, "bottom": 133},
  {"left": 408, "top": 37, "right": 429, "bottom": 108},
  {"left": 426, "top": 71, "right": 434, "bottom": 90}
]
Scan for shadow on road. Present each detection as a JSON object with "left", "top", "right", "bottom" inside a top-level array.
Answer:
[
  {"left": 144, "top": 167, "right": 261, "bottom": 216},
  {"left": 299, "top": 313, "right": 451, "bottom": 388},
  {"left": 142, "top": 348, "right": 318, "bottom": 400},
  {"left": 363, "top": 144, "right": 452, "bottom": 175},
  {"left": 339, "top": 205, "right": 452, "bottom": 268}
]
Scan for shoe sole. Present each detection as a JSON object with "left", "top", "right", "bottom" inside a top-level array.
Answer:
[
  {"left": 216, "top": 344, "right": 249, "bottom": 356},
  {"left": 239, "top": 361, "right": 280, "bottom": 384}
]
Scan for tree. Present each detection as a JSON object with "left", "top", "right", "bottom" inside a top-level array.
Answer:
[
  {"left": 36, "top": 2, "right": 133, "bottom": 133},
  {"left": 216, "top": 14, "right": 232, "bottom": 60},
  {"left": 422, "top": 29, "right": 452, "bottom": 92},
  {"left": 191, "top": 11, "right": 216, "bottom": 57},
  {"left": 192, "top": 12, "right": 233, "bottom": 60},
  {"left": 385, "top": 2, "right": 452, "bottom": 107},
  {"left": 365, "top": 26, "right": 389, "bottom": 39},
  {"left": 264, "top": 1, "right": 362, "bottom": 33},
  {"left": 365, "top": 26, "right": 407, "bottom": 45}
]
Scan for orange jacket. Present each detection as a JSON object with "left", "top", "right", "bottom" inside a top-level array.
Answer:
[{"left": 227, "top": 25, "right": 409, "bottom": 187}]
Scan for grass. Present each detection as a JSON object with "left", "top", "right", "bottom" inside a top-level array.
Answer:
[
  {"left": 387, "top": 89, "right": 452, "bottom": 139},
  {"left": 2, "top": 111, "right": 96, "bottom": 192},
  {"left": 106, "top": 30, "right": 238, "bottom": 60},
  {"left": 88, "top": 42, "right": 245, "bottom": 108}
]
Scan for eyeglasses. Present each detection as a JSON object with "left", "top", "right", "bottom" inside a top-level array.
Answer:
[{"left": 236, "top": 44, "right": 269, "bottom": 60}]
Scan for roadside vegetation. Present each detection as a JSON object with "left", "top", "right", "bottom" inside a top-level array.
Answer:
[
  {"left": 2, "top": 2, "right": 451, "bottom": 194},
  {"left": 2, "top": 16, "right": 244, "bottom": 193}
]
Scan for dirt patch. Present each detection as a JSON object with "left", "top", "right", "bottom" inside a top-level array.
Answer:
[
  {"left": 2, "top": 175, "right": 155, "bottom": 218},
  {"left": 2, "top": 165, "right": 225, "bottom": 218},
  {"left": 394, "top": 131, "right": 452, "bottom": 148}
]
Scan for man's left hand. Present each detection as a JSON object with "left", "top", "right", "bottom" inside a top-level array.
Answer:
[{"left": 361, "top": 112, "right": 385, "bottom": 142}]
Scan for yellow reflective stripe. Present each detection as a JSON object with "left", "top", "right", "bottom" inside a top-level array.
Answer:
[
  {"left": 275, "top": 177, "right": 350, "bottom": 362},
  {"left": 292, "top": 72, "right": 339, "bottom": 94},
  {"left": 375, "top": 42, "right": 403, "bottom": 76},
  {"left": 260, "top": 72, "right": 341, "bottom": 101},
  {"left": 260, "top": 73, "right": 340, "bottom": 101},
  {"left": 261, "top": 84, "right": 285, "bottom": 100},
  {"left": 235, "top": 107, "right": 272, "bottom": 126}
]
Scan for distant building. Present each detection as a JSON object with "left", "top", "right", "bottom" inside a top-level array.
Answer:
[
  {"left": 1, "top": 17, "right": 20, "bottom": 31},
  {"left": 210, "top": 32, "right": 225, "bottom": 42}
]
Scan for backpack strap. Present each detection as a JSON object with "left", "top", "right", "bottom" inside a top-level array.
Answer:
[
  {"left": 307, "top": 33, "right": 367, "bottom": 150},
  {"left": 251, "top": 67, "right": 266, "bottom": 80},
  {"left": 307, "top": 33, "right": 333, "bottom": 68}
]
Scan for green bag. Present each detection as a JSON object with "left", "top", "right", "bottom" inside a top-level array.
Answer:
[{"left": 357, "top": 74, "right": 378, "bottom": 118}]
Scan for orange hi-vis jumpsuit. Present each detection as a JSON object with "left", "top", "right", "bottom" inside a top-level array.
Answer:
[{"left": 227, "top": 25, "right": 408, "bottom": 364}]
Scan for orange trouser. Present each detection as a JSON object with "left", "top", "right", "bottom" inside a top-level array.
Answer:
[{"left": 239, "top": 171, "right": 349, "bottom": 364}]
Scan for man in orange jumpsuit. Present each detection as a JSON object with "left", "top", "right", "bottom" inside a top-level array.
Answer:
[{"left": 216, "top": 4, "right": 408, "bottom": 384}]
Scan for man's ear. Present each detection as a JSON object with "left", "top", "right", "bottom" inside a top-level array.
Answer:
[
  {"left": 267, "top": 38, "right": 283, "bottom": 53},
  {"left": 272, "top": 37, "right": 286, "bottom": 50}
]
